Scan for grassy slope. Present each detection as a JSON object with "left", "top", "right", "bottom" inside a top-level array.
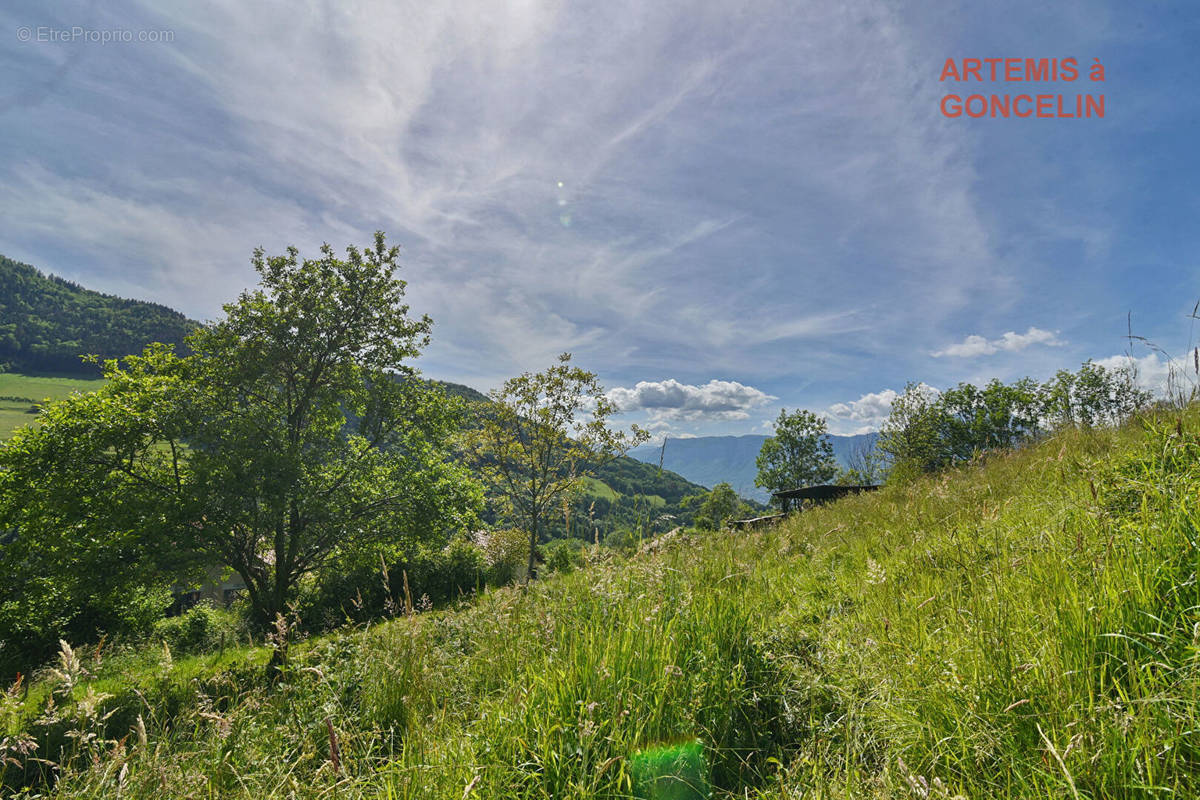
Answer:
[
  {"left": 8, "top": 410, "right": 1200, "bottom": 798},
  {"left": 0, "top": 373, "right": 104, "bottom": 439}
]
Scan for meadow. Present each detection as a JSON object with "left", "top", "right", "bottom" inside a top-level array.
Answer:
[
  {"left": 5, "top": 404, "right": 1198, "bottom": 798},
  {"left": 0, "top": 374, "right": 103, "bottom": 440}
]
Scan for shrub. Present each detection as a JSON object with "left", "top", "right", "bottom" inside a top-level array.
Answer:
[
  {"left": 299, "top": 537, "right": 488, "bottom": 629},
  {"left": 475, "top": 528, "right": 530, "bottom": 586},
  {"left": 151, "top": 601, "right": 247, "bottom": 656},
  {"left": 542, "top": 538, "right": 587, "bottom": 574}
]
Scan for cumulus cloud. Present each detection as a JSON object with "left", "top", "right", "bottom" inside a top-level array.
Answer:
[
  {"left": 824, "top": 383, "right": 940, "bottom": 434},
  {"left": 932, "top": 327, "right": 1064, "bottom": 358},
  {"left": 828, "top": 389, "right": 899, "bottom": 424},
  {"left": 1093, "top": 352, "right": 1197, "bottom": 396},
  {"left": 607, "top": 378, "right": 776, "bottom": 421}
]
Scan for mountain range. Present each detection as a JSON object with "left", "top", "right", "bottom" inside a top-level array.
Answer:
[{"left": 629, "top": 432, "right": 880, "bottom": 503}]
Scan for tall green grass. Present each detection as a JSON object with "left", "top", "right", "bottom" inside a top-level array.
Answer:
[{"left": 7, "top": 409, "right": 1200, "bottom": 798}]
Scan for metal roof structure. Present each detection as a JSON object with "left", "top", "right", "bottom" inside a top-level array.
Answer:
[{"left": 771, "top": 484, "right": 879, "bottom": 505}]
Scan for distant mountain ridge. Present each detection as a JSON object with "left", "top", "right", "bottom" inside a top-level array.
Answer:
[{"left": 629, "top": 432, "right": 880, "bottom": 502}]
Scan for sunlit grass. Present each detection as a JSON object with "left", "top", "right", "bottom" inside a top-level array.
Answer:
[{"left": 7, "top": 407, "right": 1200, "bottom": 798}]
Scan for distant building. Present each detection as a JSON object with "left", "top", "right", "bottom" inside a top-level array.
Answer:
[{"left": 172, "top": 567, "right": 247, "bottom": 613}]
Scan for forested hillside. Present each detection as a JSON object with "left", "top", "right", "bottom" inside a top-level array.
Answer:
[{"left": 0, "top": 255, "right": 195, "bottom": 376}]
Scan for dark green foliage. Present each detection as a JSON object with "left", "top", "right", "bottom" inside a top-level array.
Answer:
[
  {"left": 542, "top": 537, "right": 587, "bottom": 574},
  {"left": 685, "top": 482, "right": 745, "bottom": 531},
  {"left": 0, "top": 254, "right": 195, "bottom": 376},
  {"left": 152, "top": 602, "right": 249, "bottom": 656},
  {"left": 299, "top": 538, "right": 487, "bottom": 629},
  {"left": 0, "top": 234, "right": 482, "bottom": 677}
]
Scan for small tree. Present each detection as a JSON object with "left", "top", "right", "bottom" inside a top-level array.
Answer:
[
  {"left": 876, "top": 383, "right": 953, "bottom": 478},
  {"left": 755, "top": 409, "right": 838, "bottom": 507},
  {"left": 1041, "top": 361, "right": 1149, "bottom": 428},
  {"left": 468, "top": 354, "right": 647, "bottom": 583},
  {"left": 693, "top": 482, "right": 742, "bottom": 530}
]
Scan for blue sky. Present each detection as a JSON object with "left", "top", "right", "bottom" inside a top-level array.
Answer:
[{"left": 2, "top": 1, "right": 1198, "bottom": 437}]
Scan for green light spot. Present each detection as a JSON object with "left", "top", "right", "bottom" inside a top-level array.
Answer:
[{"left": 629, "top": 739, "right": 710, "bottom": 800}]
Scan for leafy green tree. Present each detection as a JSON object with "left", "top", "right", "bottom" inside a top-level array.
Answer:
[
  {"left": 0, "top": 234, "right": 480, "bottom": 662},
  {"left": 692, "top": 482, "right": 742, "bottom": 530},
  {"left": 1041, "top": 360, "right": 1149, "bottom": 428},
  {"left": 880, "top": 363, "right": 1151, "bottom": 483},
  {"left": 466, "top": 354, "right": 647, "bottom": 583},
  {"left": 876, "top": 383, "right": 958, "bottom": 478},
  {"left": 755, "top": 409, "right": 838, "bottom": 506}
]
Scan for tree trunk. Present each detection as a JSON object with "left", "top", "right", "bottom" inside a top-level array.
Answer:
[
  {"left": 525, "top": 510, "right": 539, "bottom": 585},
  {"left": 265, "top": 562, "right": 291, "bottom": 679}
]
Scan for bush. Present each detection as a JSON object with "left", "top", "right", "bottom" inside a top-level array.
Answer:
[
  {"left": 151, "top": 599, "right": 247, "bottom": 657},
  {"left": 542, "top": 538, "right": 587, "bottom": 574},
  {"left": 298, "top": 537, "right": 488, "bottom": 630},
  {"left": 403, "top": 536, "right": 487, "bottom": 604},
  {"left": 605, "top": 528, "right": 639, "bottom": 554},
  {"left": 151, "top": 601, "right": 247, "bottom": 656},
  {"left": 477, "top": 528, "right": 530, "bottom": 586}
]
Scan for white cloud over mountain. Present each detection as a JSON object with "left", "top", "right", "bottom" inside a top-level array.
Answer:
[{"left": 824, "top": 383, "right": 941, "bottom": 435}]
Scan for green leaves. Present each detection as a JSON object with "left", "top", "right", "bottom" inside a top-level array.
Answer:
[
  {"left": 466, "top": 353, "right": 648, "bottom": 581},
  {"left": 0, "top": 234, "right": 481, "bottom": 660},
  {"left": 879, "top": 361, "right": 1151, "bottom": 480},
  {"left": 754, "top": 409, "right": 838, "bottom": 499},
  {"left": 692, "top": 483, "right": 741, "bottom": 531}
]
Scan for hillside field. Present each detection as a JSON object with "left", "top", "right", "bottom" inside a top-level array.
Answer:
[
  {"left": 5, "top": 407, "right": 1198, "bottom": 798},
  {"left": 0, "top": 373, "right": 103, "bottom": 440}
]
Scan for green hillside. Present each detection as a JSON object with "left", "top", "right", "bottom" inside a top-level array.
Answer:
[
  {"left": 0, "top": 371, "right": 709, "bottom": 527},
  {"left": 6, "top": 407, "right": 1198, "bottom": 798},
  {"left": 0, "top": 256, "right": 711, "bottom": 521},
  {"left": 0, "top": 254, "right": 195, "bottom": 377}
]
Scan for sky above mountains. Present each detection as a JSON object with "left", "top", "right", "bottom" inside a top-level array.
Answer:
[{"left": 3, "top": 1, "right": 1198, "bottom": 436}]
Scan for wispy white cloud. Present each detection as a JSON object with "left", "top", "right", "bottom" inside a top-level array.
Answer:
[
  {"left": 932, "top": 327, "right": 1065, "bottom": 358},
  {"left": 2, "top": 0, "right": 1166, "bottom": 439},
  {"left": 1, "top": 0, "right": 1006, "bottom": 387}
]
